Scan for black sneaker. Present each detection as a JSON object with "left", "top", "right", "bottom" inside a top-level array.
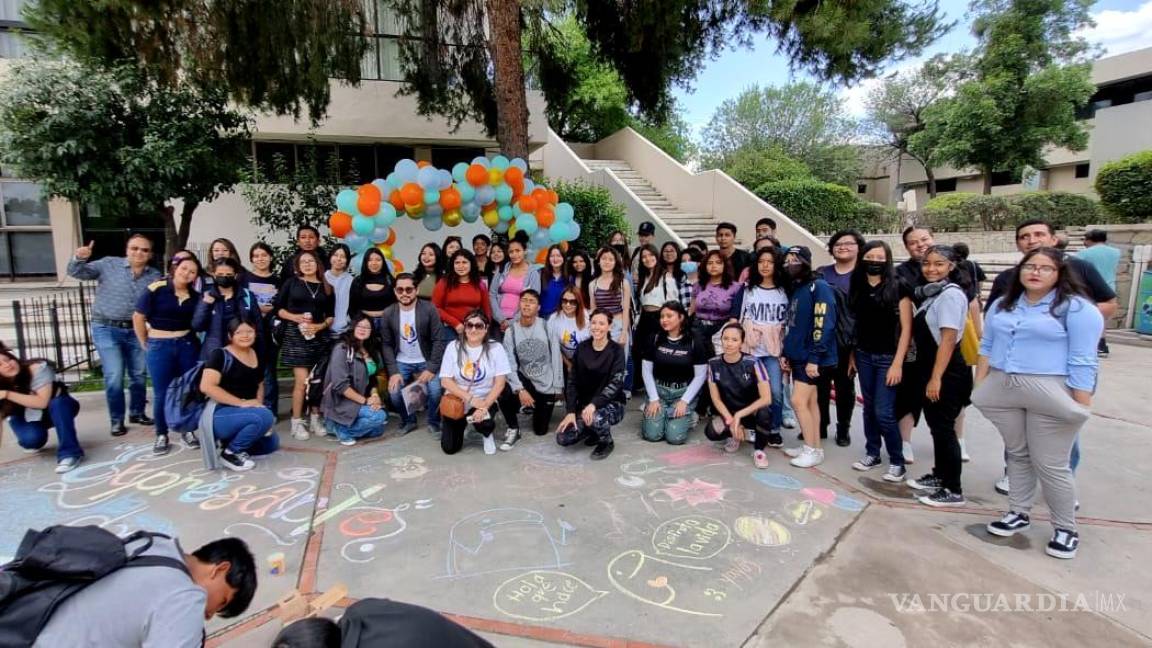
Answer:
[
  {"left": 835, "top": 431, "right": 851, "bottom": 447},
  {"left": 852, "top": 455, "right": 882, "bottom": 471},
  {"left": 918, "top": 488, "right": 966, "bottom": 507},
  {"left": 181, "top": 431, "right": 200, "bottom": 449},
  {"left": 906, "top": 473, "right": 943, "bottom": 491},
  {"left": 130, "top": 413, "right": 155, "bottom": 426},
  {"left": 152, "top": 434, "right": 170, "bottom": 456},
  {"left": 110, "top": 421, "right": 128, "bottom": 437},
  {"left": 987, "top": 512, "right": 1031, "bottom": 537},
  {"left": 584, "top": 434, "right": 599, "bottom": 447},
  {"left": 766, "top": 432, "right": 784, "bottom": 448},
  {"left": 591, "top": 440, "right": 615, "bottom": 460},
  {"left": 1046, "top": 528, "right": 1079, "bottom": 559},
  {"left": 220, "top": 449, "right": 255, "bottom": 471}
]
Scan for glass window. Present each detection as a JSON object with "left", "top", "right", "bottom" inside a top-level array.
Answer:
[
  {"left": 1075, "top": 163, "right": 1090, "bottom": 179},
  {"left": 856, "top": 184, "right": 867, "bottom": 194},
  {"left": 360, "top": 37, "right": 380, "bottom": 80},
  {"left": 0, "top": 0, "right": 32, "bottom": 21},
  {"left": 376, "top": 145, "right": 416, "bottom": 176},
  {"left": 0, "top": 30, "right": 30, "bottom": 58},
  {"left": 9, "top": 231, "right": 55, "bottom": 274},
  {"left": 1, "top": 181, "right": 51, "bottom": 226},
  {"left": 0, "top": 233, "right": 9, "bottom": 275},
  {"left": 253, "top": 142, "right": 297, "bottom": 182},
  {"left": 380, "top": 37, "right": 404, "bottom": 81},
  {"left": 339, "top": 145, "right": 377, "bottom": 184},
  {"left": 935, "top": 178, "right": 957, "bottom": 192},
  {"left": 430, "top": 147, "right": 486, "bottom": 169}
]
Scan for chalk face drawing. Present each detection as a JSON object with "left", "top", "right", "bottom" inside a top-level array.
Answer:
[
  {"left": 492, "top": 570, "right": 608, "bottom": 622},
  {"left": 788, "top": 500, "right": 825, "bottom": 525},
  {"left": 606, "top": 550, "right": 723, "bottom": 617},
  {"left": 734, "top": 515, "right": 792, "bottom": 547},
  {"left": 750, "top": 471, "right": 804, "bottom": 490},
  {"left": 337, "top": 499, "right": 433, "bottom": 563},
  {"left": 650, "top": 478, "right": 729, "bottom": 507},
  {"left": 651, "top": 515, "right": 731, "bottom": 560},
  {"left": 443, "top": 508, "right": 572, "bottom": 579},
  {"left": 385, "top": 455, "right": 428, "bottom": 481}
]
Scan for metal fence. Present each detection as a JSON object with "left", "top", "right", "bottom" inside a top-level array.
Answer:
[{"left": 5, "top": 283, "right": 101, "bottom": 389}]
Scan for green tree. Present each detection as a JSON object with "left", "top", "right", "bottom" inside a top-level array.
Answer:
[
  {"left": 630, "top": 106, "right": 697, "bottom": 164},
  {"left": 725, "top": 147, "right": 812, "bottom": 189},
  {"left": 910, "top": 0, "right": 1096, "bottom": 194},
  {"left": 550, "top": 179, "right": 629, "bottom": 252},
  {"left": 0, "top": 59, "right": 251, "bottom": 254},
  {"left": 24, "top": 0, "right": 367, "bottom": 123},
  {"left": 701, "top": 82, "right": 862, "bottom": 186},
  {"left": 1094, "top": 150, "right": 1152, "bottom": 222}
]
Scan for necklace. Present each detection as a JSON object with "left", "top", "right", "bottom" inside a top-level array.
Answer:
[{"left": 302, "top": 279, "right": 321, "bottom": 301}]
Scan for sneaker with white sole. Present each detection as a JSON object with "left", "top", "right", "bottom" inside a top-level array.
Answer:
[
  {"left": 55, "top": 456, "right": 82, "bottom": 474},
  {"left": 291, "top": 418, "right": 310, "bottom": 440},
  {"left": 959, "top": 439, "right": 971, "bottom": 462},
  {"left": 1046, "top": 528, "right": 1079, "bottom": 559},
  {"left": 902, "top": 441, "right": 915, "bottom": 464},
  {"left": 753, "top": 450, "right": 769, "bottom": 469},
  {"left": 499, "top": 428, "right": 521, "bottom": 451},
  {"left": 340, "top": 438, "right": 356, "bottom": 447},
  {"left": 723, "top": 436, "right": 741, "bottom": 453},
  {"left": 995, "top": 473, "right": 1010, "bottom": 495},
  {"left": 310, "top": 414, "right": 329, "bottom": 437},
  {"left": 766, "top": 431, "right": 784, "bottom": 448},
  {"left": 782, "top": 414, "right": 798, "bottom": 429},
  {"left": 852, "top": 455, "right": 882, "bottom": 471},
  {"left": 906, "top": 473, "right": 943, "bottom": 491},
  {"left": 482, "top": 434, "right": 497, "bottom": 455},
  {"left": 987, "top": 511, "right": 1031, "bottom": 537},
  {"left": 220, "top": 449, "right": 255, "bottom": 471},
  {"left": 790, "top": 446, "right": 824, "bottom": 468},
  {"left": 918, "top": 488, "right": 965, "bottom": 507},
  {"left": 23, "top": 446, "right": 43, "bottom": 454},
  {"left": 783, "top": 446, "right": 803, "bottom": 458},
  {"left": 883, "top": 465, "right": 907, "bottom": 482}
]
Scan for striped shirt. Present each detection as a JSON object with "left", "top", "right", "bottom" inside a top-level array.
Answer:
[
  {"left": 67, "top": 256, "right": 162, "bottom": 321},
  {"left": 593, "top": 283, "right": 623, "bottom": 314}
]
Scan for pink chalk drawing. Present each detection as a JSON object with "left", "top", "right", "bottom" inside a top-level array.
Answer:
[
  {"left": 659, "top": 444, "right": 730, "bottom": 468},
  {"left": 800, "top": 487, "right": 837, "bottom": 505},
  {"left": 651, "top": 478, "right": 730, "bottom": 507}
]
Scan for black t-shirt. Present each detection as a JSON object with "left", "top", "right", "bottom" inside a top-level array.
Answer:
[
  {"left": 207, "top": 347, "right": 263, "bottom": 400},
  {"left": 646, "top": 334, "right": 710, "bottom": 384},
  {"left": 274, "top": 277, "right": 334, "bottom": 320},
  {"left": 986, "top": 256, "right": 1115, "bottom": 312},
  {"left": 707, "top": 355, "right": 765, "bottom": 412},
  {"left": 350, "top": 276, "right": 397, "bottom": 315},
  {"left": 726, "top": 248, "right": 753, "bottom": 279},
  {"left": 853, "top": 280, "right": 911, "bottom": 354},
  {"left": 572, "top": 339, "right": 625, "bottom": 409}
]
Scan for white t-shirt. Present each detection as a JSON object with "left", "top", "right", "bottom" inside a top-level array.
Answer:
[
  {"left": 548, "top": 312, "right": 590, "bottom": 360},
  {"left": 439, "top": 340, "right": 511, "bottom": 399},
  {"left": 639, "top": 273, "right": 679, "bottom": 308},
  {"left": 396, "top": 307, "right": 425, "bottom": 364},
  {"left": 922, "top": 284, "right": 969, "bottom": 346},
  {"left": 739, "top": 285, "right": 788, "bottom": 357}
]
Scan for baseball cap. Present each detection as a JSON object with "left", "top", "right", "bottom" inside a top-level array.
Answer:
[
  {"left": 638, "top": 222, "right": 655, "bottom": 236},
  {"left": 786, "top": 245, "right": 813, "bottom": 266}
]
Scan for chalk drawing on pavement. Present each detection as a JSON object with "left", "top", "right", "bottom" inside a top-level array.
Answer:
[{"left": 492, "top": 570, "right": 608, "bottom": 622}]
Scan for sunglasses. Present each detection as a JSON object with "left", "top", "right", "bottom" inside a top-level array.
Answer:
[
  {"left": 464, "top": 321, "right": 488, "bottom": 331},
  {"left": 561, "top": 298, "right": 578, "bottom": 305},
  {"left": 395, "top": 286, "right": 415, "bottom": 294}
]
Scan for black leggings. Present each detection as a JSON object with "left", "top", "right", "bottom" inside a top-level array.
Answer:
[
  {"left": 441, "top": 407, "right": 496, "bottom": 455},
  {"left": 818, "top": 345, "right": 856, "bottom": 436},
  {"left": 920, "top": 367, "right": 973, "bottom": 493},
  {"left": 703, "top": 408, "right": 773, "bottom": 450},
  {"left": 497, "top": 373, "right": 557, "bottom": 436}
]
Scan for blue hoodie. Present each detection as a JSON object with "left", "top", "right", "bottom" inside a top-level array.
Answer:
[{"left": 782, "top": 278, "right": 838, "bottom": 367}]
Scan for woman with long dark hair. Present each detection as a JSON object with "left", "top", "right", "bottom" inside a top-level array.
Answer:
[
  {"left": 738, "top": 247, "right": 788, "bottom": 454},
  {"left": 704, "top": 324, "right": 774, "bottom": 465},
  {"left": 565, "top": 249, "right": 593, "bottom": 307},
  {"left": 974, "top": 248, "right": 1101, "bottom": 559},
  {"left": 635, "top": 244, "right": 680, "bottom": 363},
  {"left": 556, "top": 308, "right": 626, "bottom": 460},
  {"left": 642, "top": 300, "right": 710, "bottom": 445},
  {"left": 320, "top": 315, "right": 388, "bottom": 446},
  {"left": 275, "top": 249, "right": 335, "bottom": 441},
  {"left": 694, "top": 249, "right": 742, "bottom": 341},
  {"left": 848, "top": 241, "right": 913, "bottom": 482},
  {"left": 247, "top": 242, "right": 282, "bottom": 413},
  {"left": 548, "top": 286, "right": 590, "bottom": 372},
  {"left": 538, "top": 244, "right": 569, "bottom": 318},
  {"left": 589, "top": 246, "right": 632, "bottom": 350},
  {"left": 348, "top": 247, "right": 396, "bottom": 325},
  {"left": 489, "top": 236, "right": 540, "bottom": 332},
  {"left": 193, "top": 257, "right": 263, "bottom": 363},
  {"left": 905, "top": 245, "right": 974, "bottom": 507},
  {"left": 414, "top": 243, "right": 445, "bottom": 301},
  {"left": 487, "top": 241, "right": 508, "bottom": 276},
  {"left": 433, "top": 249, "right": 492, "bottom": 339},
  {"left": 0, "top": 345, "right": 83, "bottom": 473},
  {"left": 324, "top": 243, "right": 355, "bottom": 337},
  {"left": 661, "top": 241, "right": 684, "bottom": 282},
  {"left": 200, "top": 317, "right": 279, "bottom": 470},
  {"left": 442, "top": 236, "right": 463, "bottom": 260},
  {"left": 438, "top": 309, "right": 510, "bottom": 455}
]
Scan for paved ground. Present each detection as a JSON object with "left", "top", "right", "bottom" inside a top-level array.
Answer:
[{"left": 1, "top": 346, "right": 1149, "bottom": 647}]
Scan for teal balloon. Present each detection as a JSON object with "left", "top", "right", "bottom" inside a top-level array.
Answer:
[
  {"left": 491, "top": 155, "right": 510, "bottom": 171},
  {"left": 471, "top": 156, "right": 490, "bottom": 167},
  {"left": 418, "top": 166, "right": 440, "bottom": 190},
  {"left": 531, "top": 229, "right": 550, "bottom": 249},
  {"left": 352, "top": 214, "right": 376, "bottom": 237},
  {"left": 495, "top": 184, "right": 513, "bottom": 205},
  {"left": 439, "top": 169, "right": 453, "bottom": 190},
  {"left": 426, "top": 204, "right": 444, "bottom": 220},
  {"left": 385, "top": 172, "right": 399, "bottom": 188},
  {"left": 461, "top": 205, "right": 480, "bottom": 223},
  {"left": 458, "top": 184, "right": 476, "bottom": 204},
  {"left": 370, "top": 226, "right": 391, "bottom": 243},
  {"left": 549, "top": 222, "right": 569, "bottom": 243},
  {"left": 423, "top": 189, "right": 440, "bottom": 205},
  {"left": 493, "top": 221, "right": 509, "bottom": 234},
  {"left": 336, "top": 189, "right": 358, "bottom": 214},
  {"left": 498, "top": 205, "right": 514, "bottom": 222},
  {"left": 518, "top": 213, "right": 538, "bottom": 234},
  {"left": 452, "top": 162, "right": 469, "bottom": 184},
  {"left": 510, "top": 157, "right": 528, "bottom": 172},
  {"left": 555, "top": 202, "right": 575, "bottom": 222},
  {"left": 569, "top": 222, "right": 582, "bottom": 241},
  {"left": 475, "top": 186, "right": 495, "bottom": 206},
  {"left": 345, "top": 233, "right": 370, "bottom": 254},
  {"left": 377, "top": 203, "right": 398, "bottom": 226},
  {"left": 423, "top": 213, "right": 443, "bottom": 231},
  {"left": 395, "top": 159, "right": 418, "bottom": 183}
]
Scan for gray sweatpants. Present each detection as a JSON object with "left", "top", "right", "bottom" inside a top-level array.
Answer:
[{"left": 972, "top": 370, "right": 1090, "bottom": 531}]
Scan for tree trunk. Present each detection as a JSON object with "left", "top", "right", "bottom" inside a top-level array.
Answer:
[
  {"left": 177, "top": 200, "right": 198, "bottom": 250},
  {"left": 486, "top": 0, "right": 529, "bottom": 160},
  {"left": 981, "top": 167, "right": 992, "bottom": 195},
  {"left": 161, "top": 206, "right": 178, "bottom": 263},
  {"left": 926, "top": 168, "right": 937, "bottom": 199}
]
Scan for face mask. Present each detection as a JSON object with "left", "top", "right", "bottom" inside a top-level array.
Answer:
[
  {"left": 680, "top": 261, "right": 698, "bottom": 274},
  {"left": 215, "top": 276, "right": 236, "bottom": 288},
  {"left": 864, "top": 262, "right": 885, "bottom": 276},
  {"left": 786, "top": 264, "right": 804, "bottom": 277}
]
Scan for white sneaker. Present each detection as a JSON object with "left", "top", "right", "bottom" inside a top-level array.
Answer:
[
  {"left": 499, "top": 428, "right": 520, "bottom": 451},
  {"left": 340, "top": 438, "right": 356, "bottom": 447},
  {"left": 483, "top": 434, "right": 497, "bottom": 455},
  {"left": 782, "top": 414, "right": 798, "bottom": 429},
  {"left": 995, "top": 474, "right": 1010, "bottom": 495},
  {"left": 790, "top": 446, "right": 824, "bottom": 468},
  {"left": 903, "top": 441, "right": 915, "bottom": 464},
  {"left": 291, "top": 418, "right": 310, "bottom": 441},
  {"left": 960, "top": 439, "right": 971, "bottom": 462},
  {"left": 310, "top": 414, "right": 329, "bottom": 437},
  {"left": 55, "top": 456, "right": 82, "bottom": 474},
  {"left": 783, "top": 446, "right": 803, "bottom": 458}
]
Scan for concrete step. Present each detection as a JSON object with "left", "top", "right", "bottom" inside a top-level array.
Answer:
[{"left": 1107, "top": 329, "right": 1152, "bottom": 348}]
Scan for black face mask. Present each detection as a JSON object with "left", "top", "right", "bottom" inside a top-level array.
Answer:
[
  {"left": 786, "top": 264, "right": 804, "bottom": 277},
  {"left": 913, "top": 280, "right": 947, "bottom": 302},
  {"left": 864, "top": 262, "right": 885, "bottom": 276},
  {"left": 214, "top": 275, "right": 236, "bottom": 289}
]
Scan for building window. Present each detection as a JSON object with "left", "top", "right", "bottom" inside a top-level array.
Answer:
[
  {"left": 1075, "top": 163, "right": 1090, "bottom": 179},
  {"left": 254, "top": 142, "right": 298, "bottom": 182},
  {"left": 990, "top": 170, "right": 1018, "bottom": 187},
  {"left": 431, "top": 147, "right": 486, "bottom": 169},
  {"left": 856, "top": 184, "right": 867, "bottom": 194},
  {"left": 934, "top": 178, "right": 957, "bottom": 192},
  {"left": 0, "top": 179, "right": 56, "bottom": 277},
  {"left": 0, "top": 0, "right": 33, "bottom": 59},
  {"left": 358, "top": 0, "right": 406, "bottom": 81}
]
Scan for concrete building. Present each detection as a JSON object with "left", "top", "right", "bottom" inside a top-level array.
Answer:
[{"left": 857, "top": 46, "right": 1152, "bottom": 210}]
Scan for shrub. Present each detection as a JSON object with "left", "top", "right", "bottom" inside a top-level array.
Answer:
[
  {"left": 1006, "top": 191, "right": 1103, "bottom": 228},
  {"left": 725, "top": 147, "right": 812, "bottom": 190},
  {"left": 922, "top": 193, "right": 1018, "bottom": 231},
  {"left": 1095, "top": 150, "right": 1152, "bottom": 223},
  {"left": 753, "top": 179, "right": 862, "bottom": 235},
  {"left": 855, "top": 201, "right": 903, "bottom": 233},
  {"left": 549, "top": 178, "right": 630, "bottom": 251}
]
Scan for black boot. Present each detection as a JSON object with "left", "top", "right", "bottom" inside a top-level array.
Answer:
[{"left": 591, "top": 440, "right": 615, "bottom": 460}]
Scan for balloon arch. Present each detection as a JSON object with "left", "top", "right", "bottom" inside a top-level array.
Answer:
[{"left": 328, "top": 156, "right": 579, "bottom": 273}]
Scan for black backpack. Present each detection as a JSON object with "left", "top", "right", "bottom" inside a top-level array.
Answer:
[
  {"left": 306, "top": 344, "right": 354, "bottom": 407},
  {"left": 829, "top": 284, "right": 856, "bottom": 350},
  {"left": 0, "top": 526, "right": 193, "bottom": 647}
]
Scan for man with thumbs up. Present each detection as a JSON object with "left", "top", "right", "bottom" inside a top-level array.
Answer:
[{"left": 67, "top": 233, "right": 163, "bottom": 436}]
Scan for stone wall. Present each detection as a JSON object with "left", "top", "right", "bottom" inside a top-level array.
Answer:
[{"left": 1089, "top": 224, "right": 1152, "bottom": 329}]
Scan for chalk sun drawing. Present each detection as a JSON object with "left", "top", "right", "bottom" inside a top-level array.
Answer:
[
  {"left": 337, "top": 499, "right": 433, "bottom": 563},
  {"left": 733, "top": 515, "right": 792, "bottom": 547}
]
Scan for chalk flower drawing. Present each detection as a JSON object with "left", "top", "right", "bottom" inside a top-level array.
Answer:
[{"left": 651, "top": 478, "right": 729, "bottom": 507}]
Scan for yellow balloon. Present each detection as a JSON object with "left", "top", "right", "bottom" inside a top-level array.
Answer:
[
  {"left": 488, "top": 168, "right": 503, "bottom": 186},
  {"left": 507, "top": 222, "right": 518, "bottom": 238},
  {"left": 443, "top": 210, "right": 462, "bottom": 227},
  {"left": 482, "top": 210, "right": 500, "bottom": 227},
  {"left": 405, "top": 204, "right": 423, "bottom": 218},
  {"left": 379, "top": 245, "right": 393, "bottom": 260}
]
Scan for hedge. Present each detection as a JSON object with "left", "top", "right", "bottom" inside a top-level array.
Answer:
[
  {"left": 549, "top": 178, "right": 630, "bottom": 252},
  {"left": 923, "top": 191, "right": 1105, "bottom": 231},
  {"left": 1006, "top": 192, "right": 1103, "bottom": 228},
  {"left": 1095, "top": 150, "right": 1152, "bottom": 222},
  {"left": 753, "top": 179, "right": 864, "bottom": 235}
]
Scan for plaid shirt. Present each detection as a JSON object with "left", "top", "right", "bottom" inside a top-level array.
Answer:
[{"left": 678, "top": 276, "right": 696, "bottom": 312}]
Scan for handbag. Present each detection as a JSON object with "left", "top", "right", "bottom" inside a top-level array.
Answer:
[{"left": 438, "top": 342, "right": 477, "bottom": 420}]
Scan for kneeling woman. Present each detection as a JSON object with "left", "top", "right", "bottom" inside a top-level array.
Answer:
[
  {"left": 556, "top": 308, "right": 626, "bottom": 460},
  {"left": 321, "top": 316, "right": 388, "bottom": 446},
  {"left": 0, "top": 345, "right": 84, "bottom": 473},
  {"left": 642, "top": 301, "right": 710, "bottom": 445},
  {"left": 438, "top": 310, "right": 510, "bottom": 455},
  {"left": 200, "top": 318, "right": 279, "bottom": 471},
  {"left": 705, "top": 324, "right": 774, "bottom": 468}
]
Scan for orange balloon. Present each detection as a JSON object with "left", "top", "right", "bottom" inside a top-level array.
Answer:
[
  {"left": 400, "top": 182, "right": 424, "bottom": 206},
  {"left": 518, "top": 195, "right": 538, "bottom": 213},
  {"left": 504, "top": 166, "right": 524, "bottom": 185},
  {"left": 535, "top": 249, "right": 548, "bottom": 264},
  {"left": 439, "top": 186, "right": 462, "bottom": 211},
  {"left": 466, "top": 164, "right": 488, "bottom": 187},
  {"left": 507, "top": 175, "right": 524, "bottom": 198},
  {"left": 329, "top": 211, "right": 353, "bottom": 238},
  {"left": 357, "top": 183, "right": 382, "bottom": 215},
  {"left": 531, "top": 187, "right": 549, "bottom": 203},
  {"left": 385, "top": 228, "right": 397, "bottom": 246},
  {"left": 389, "top": 189, "right": 405, "bottom": 211},
  {"left": 536, "top": 204, "right": 555, "bottom": 228},
  {"left": 416, "top": 160, "right": 431, "bottom": 168},
  {"left": 548, "top": 190, "right": 559, "bottom": 206},
  {"left": 393, "top": 260, "right": 405, "bottom": 272}
]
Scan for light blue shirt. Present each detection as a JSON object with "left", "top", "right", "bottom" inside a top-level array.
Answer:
[
  {"left": 981, "top": 291, "right": 1103, "bottom": 391},
  {"left": 1076, "top": 244, "right": 1121, "bottom": 291}
]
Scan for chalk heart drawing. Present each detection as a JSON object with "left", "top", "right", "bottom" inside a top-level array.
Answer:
[
  {"left": 444, "top": 508, "right": 573, "bottom": 579},
  {"left": 650, "top": 478, "right": 729, "bottom": 507},
  {"left": 789, "top": 500, "right": 825, "bottom": 526},
  {"left": 749, "top": 471, "right": 804, "bottom": 491},
  {"left": 800, "top": 487, "right": 867, "bottom": 512},
  {"left": 493, "top": 570, "right": 608, "bottom": 622},
  {"left": 651, "top": 515, "right": 732, "bottom": 560},
  {"left": 385, "top": 455, "right": 428, "bottom": 481},
  {"left": 733, "top": 515, "right": 792, "bottom": 547},
  {"left": 607, "top": 550, "right": 723, "bottom": 617}
]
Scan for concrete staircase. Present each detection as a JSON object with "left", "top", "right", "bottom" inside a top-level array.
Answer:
[{"left": 582, "top": 159, "right": 735, "bottom": 246}]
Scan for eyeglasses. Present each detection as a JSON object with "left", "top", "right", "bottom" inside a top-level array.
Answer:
[
  {"left": 1020, "top": 263, "right": 1058, "bottom": 276},
  {"left": 128, "top": 246, "right": 152, "bottom": 253},
  {"left": 561, "top": 298, "right": 578, "bottom": 305},
  {"left": 464, "top": 321, "right": 488, "bottom": 331},
  {"left": 395, "top": 286, "right": 415, "bottom": 294}
]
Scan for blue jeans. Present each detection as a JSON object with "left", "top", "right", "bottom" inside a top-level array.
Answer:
[
  {"left": 326, "top": 405, "right": 387, "bottom": 442},
  {"left": 262, "top": 341, "right": 280, "bottom": 415},
  {"left": 213, "top": 405, "right": 279, "bottom": 455},
  {"left": 7, "top": 393, "right": 84, "bottom": 461},
  {"left": 91, "top": 324, "right": 148, "bottom": 424},
  {"left": 782, "top": 377, "right": 796, "bottom": 421},
  {"left": 856, "top": 351, "right": 904, "bottom": 466},
  {"left": 756, "top": 356, "right": 784, "bottom": 430},
  {"left": 145, "top": 335, "right": 200, "bottom": 436},
  {"left": 642, "top": 382, "right": 697, "bottom": 445},
  {"left": 387, "top": 361, "right": 443, "bottom": 428}
]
